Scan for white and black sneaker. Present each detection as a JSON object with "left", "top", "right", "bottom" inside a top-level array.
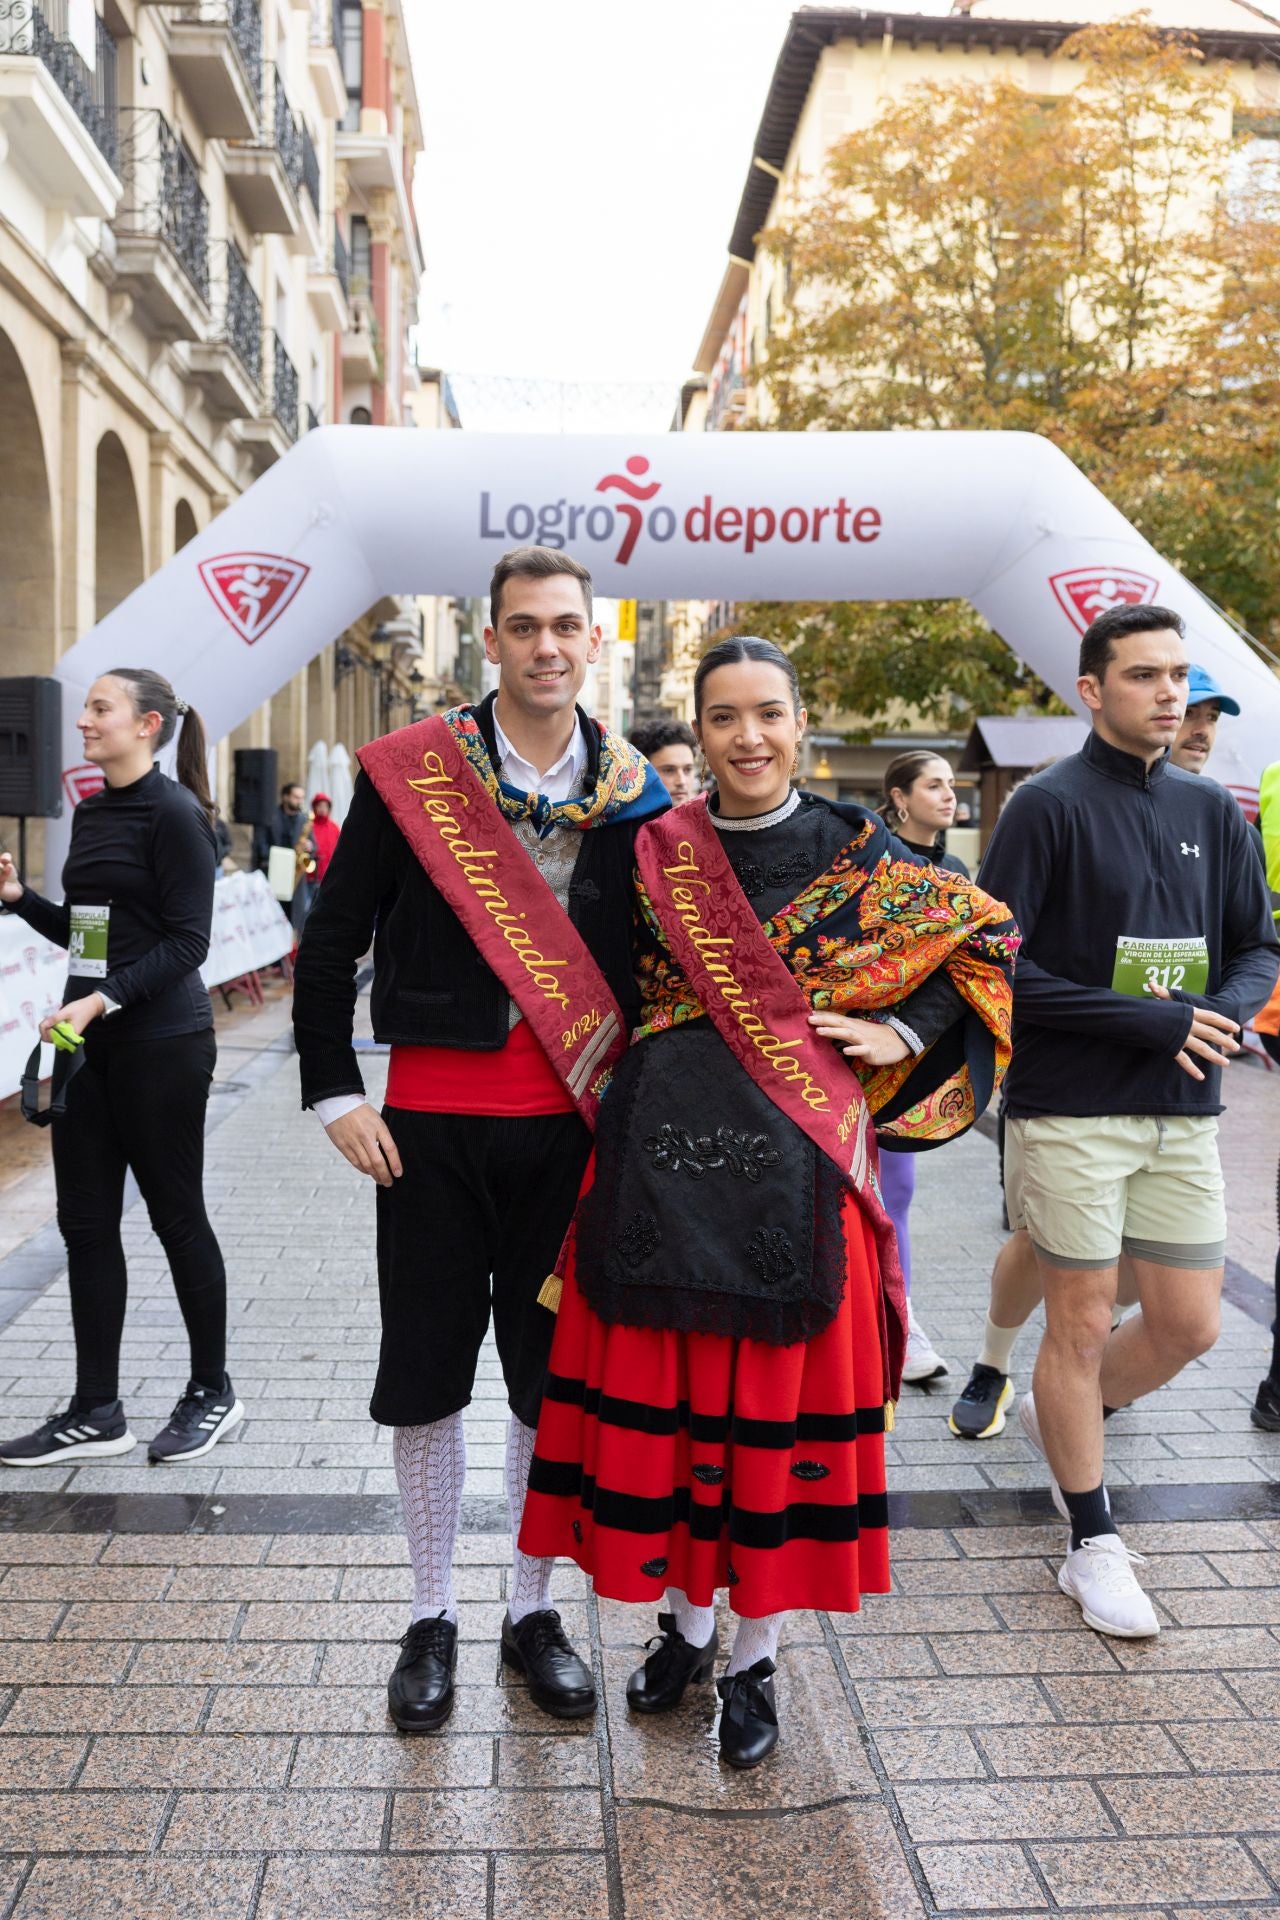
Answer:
[
  {"left": 148, "top": 1379, "right": 244, "bottom": 1463},
  {"left": 0, "top": 1400, "right": 136, "bottom": 1467}
]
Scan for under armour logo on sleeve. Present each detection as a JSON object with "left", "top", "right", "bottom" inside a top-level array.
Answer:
[{"left": 1180, "top": 842, "right": 1200, "bottom": 857}]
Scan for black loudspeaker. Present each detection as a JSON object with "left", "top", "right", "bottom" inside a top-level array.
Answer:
[
  {"left": 232, "top": 747, "right": 279, "bottom": 827},
  {"left": 0, "top": 677, "right": 63, "bottom": 817}
]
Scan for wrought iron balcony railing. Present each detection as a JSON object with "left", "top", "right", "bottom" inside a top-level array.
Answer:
[
  {"left": 270, "top": 65, "right": 303, "bottom": 199},
  {"left": 226, "top": 242, "right": 261, "bottom": 382},
  {"left": 115, "top": 109, "right": 209, "bottom": 302},
  {"left": 333, "top": 220, "right": 349, "bottom": 299},
  {"left": 174, "top": 0, "right": 261, "bottom": 104},
  {"left": 300, "top": 116, "right": 320, "bottom": 215},
  {"left": 205, "top": 239, "right": 262, "bottom": 385},
  {"left": 229, "top": 0, "right": 261, "bottom": 102},
  {"left": 270, "top": 328, "right": 299, "bottom": 442},
  {"left": 307, "top": 0, "right": 339, "bottom": 48},
  {"left": 0, "top": 0, "right": 119, "bottom": 170}
]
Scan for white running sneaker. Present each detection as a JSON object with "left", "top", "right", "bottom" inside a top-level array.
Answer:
[
  {"left": 902, "top": 1308, "right": 950, "bottom": 1384},
  {"left": 1016, "top": 1391, "right": 1069, "bottom": 1522},
  {"left": 1059, "top": 1534, "right": 1159, "bottom": 1639}
]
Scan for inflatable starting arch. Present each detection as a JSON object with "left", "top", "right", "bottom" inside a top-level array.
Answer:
[{"left": 45, "top": 426, "right": 1280, "bottom": 875}]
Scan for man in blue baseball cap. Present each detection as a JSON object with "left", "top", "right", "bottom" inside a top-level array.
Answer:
[{"left": 1170, "top": 664, "right": 1241, "bottom": 776}]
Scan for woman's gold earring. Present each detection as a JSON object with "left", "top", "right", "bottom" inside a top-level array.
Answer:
[{"left": 897, "top": 807, "right": 909, "bottom": 824}]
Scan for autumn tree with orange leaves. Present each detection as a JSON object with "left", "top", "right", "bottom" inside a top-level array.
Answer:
[{"left": 738, "top": 17, "right": 1280, "bottom": 734}]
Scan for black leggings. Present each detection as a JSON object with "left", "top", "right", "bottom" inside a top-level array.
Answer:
[{"left": 52, "top": 1028, "right": 226, "bottom": 1404}]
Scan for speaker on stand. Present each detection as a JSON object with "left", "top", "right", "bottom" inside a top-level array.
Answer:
[
  {"left": 0, "top": 677, "right": 63, "bottom": 880},
  {"left": 232, "top": 747, "right": 279, "bottom": 827}
]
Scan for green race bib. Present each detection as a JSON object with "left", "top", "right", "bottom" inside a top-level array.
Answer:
[
  {"left": 1112, "top": 934, "right": 1209, "bottom": 998},
  {"left": 68, "top": 904, "right": 110, "bottom": 980}
]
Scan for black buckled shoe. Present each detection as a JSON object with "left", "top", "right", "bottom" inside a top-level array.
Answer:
[
  {"left": 716, "top": 1658, "right": 779, "bottom": 1770},
  {"left": 626, "top": 1612, "right": 719, "bottom": 1714},
  {"left": 500, "top": 1608, "right": 596, "bottom": 1720},
  {"left": 387, "top": 1613, "right": 457, "bottom": 1733}
]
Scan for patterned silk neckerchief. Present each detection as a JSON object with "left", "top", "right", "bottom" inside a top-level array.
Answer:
[{"left": 443, "top": 704, "right": 667, "bottom": 838}]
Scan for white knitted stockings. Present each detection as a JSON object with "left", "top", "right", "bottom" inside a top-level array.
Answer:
[
  {"left": 505, "top": 1414, "right": 554, "bottom": 1625},
  {"left": 392, "top": 1415, "right": 466, "bottom": 1624},
  {"left": 726, "top": 1611, "right": 786, "bottom": 1675}
]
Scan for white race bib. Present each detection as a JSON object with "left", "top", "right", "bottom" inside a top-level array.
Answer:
[{"left": 68, "top": 904, "right": 110, "bottom": 979}]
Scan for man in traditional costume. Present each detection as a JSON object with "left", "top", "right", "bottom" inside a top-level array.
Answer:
[
  {"left": 520, "top": 637, "right": 1017, "bottom": 1767},
  {"left": 293, "top": 547, "right": 668, "bottom": 1730}
]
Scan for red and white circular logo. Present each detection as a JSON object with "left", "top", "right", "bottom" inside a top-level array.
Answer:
[{"left": 1049, "top": 567, "right": 1159, "bottom": 634}]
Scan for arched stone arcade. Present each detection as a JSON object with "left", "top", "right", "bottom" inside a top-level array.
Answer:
[{"left": 93, "top": 432, "right": 145, "bottom": 628}]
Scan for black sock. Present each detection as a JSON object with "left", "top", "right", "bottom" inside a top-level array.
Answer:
[
  {"left": 193, "top": 1371, "right": 229, "bottom": 1397},
  {"left": 70, "top": 1393, "right": 120, "bottom": 1417},
  {"left": 1061, "top": 1483, "right": 1117, "bottom": 1552}
]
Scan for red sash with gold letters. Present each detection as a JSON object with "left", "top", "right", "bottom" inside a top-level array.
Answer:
[
  {"left": 635, "top": 797, "right": 907, "bottom": 1394},
  {"left": 358, "top": 717, "right": 627, "bottom": 1133}
]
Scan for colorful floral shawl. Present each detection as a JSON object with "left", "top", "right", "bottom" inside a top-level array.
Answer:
[
  {"left": 443, "top": 704, "right": 668, "bottom": 839},
  {"left": 634, "top": 803, "right": 1019, "bottom": 1148}
]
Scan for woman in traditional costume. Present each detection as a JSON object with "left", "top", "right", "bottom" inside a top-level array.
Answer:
[
  {"left": 875, "top": 749, "right": 971, "bottom": 1389},
  {"left": 520, "top": 639, "right": 1017, "bottom": 1768}
]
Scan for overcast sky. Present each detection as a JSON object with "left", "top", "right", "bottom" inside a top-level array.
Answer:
[{"left": 405, "top": 0, "right": 805, "bottom": 426}]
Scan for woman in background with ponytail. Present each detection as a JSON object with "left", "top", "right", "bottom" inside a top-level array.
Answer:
[
  {"left": 0, "top": 668, "right": 243, "bottom": 1467},
  {"left": 876, "top": 750, "right": 972, "bottom": 1387}
]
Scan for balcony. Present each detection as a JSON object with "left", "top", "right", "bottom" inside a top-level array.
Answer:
[
  {"left": 306, "top": 0, "right": 344, "bottom": 119},
  {"left": 236, "top": 326, "right": 299, "bottom": 470},
  {"left": 341, "top": 283, "right": 378, "bottom": 382},
  {"left": 306, "top": 216, "right": 348, "bottom": 332},
  {"left": 0, "top": 0, "right": 120, "bottom": 217},
  {"left": 166, "top": 0, "right": 259, "bottom": 139},
  {"left": 186, "top": 238, "right": 261, "bottom": 418},
  {"left": 222, "top": 63, "right": 301, "bottom": 238},
  {"left": 295, "top": 110, "right": 321, "bottom": 255},
  {"left": 111, "top": 109, "right": 210, "bottom": 339},
  {"left": 336, "top": 123, "right": 421, "bottom": 273}
]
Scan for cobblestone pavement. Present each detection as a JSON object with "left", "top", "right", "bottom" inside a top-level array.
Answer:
[{"left": 0, "top": 998, "right": 1277, "bottom": 1918}]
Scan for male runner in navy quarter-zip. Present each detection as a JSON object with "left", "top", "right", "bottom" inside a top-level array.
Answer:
[{"left": 978, "top": 603, "right": 1278, "bottom": 1640}]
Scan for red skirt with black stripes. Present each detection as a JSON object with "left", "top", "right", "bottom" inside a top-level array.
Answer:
[{"left": 518, "top": 1187, "right": 890, "bottom": 1618}]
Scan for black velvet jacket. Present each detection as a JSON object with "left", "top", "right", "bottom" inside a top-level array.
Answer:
[{"left": 292, "top": 698, "right": 657, "bottom": 1108}]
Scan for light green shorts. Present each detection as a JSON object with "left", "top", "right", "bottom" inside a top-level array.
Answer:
[{"left": 1004, "top": 1113, "right": 1227, "bottom": 1271}]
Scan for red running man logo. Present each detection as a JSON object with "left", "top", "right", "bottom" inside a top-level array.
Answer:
[
  {"left": 1049, "top": 567, "right": 1159, "bottom": 635},
  {"left": 596, "top": 457, "right": 662, "bottom": 565},
  {"left": 199, "top": 553, "right": 310, "bottom": 645}
]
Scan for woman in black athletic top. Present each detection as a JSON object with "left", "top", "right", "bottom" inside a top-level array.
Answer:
[{"left": 0, "top": 668, "right": 243, "bottom": 1467}]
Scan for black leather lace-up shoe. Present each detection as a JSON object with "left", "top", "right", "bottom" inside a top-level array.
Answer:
[
  {"left": 626, "top": 1612, "right": 719, "bottom": 1715},
  {"left": 388, "top": 1613, "right": 458, "bottom": 1732},
  {"left": 716, "top": 1657, "right": 779, "bottom": 1770},
  {"left": 500, "top": 1608, "right": 596, "bottom": 1719}
]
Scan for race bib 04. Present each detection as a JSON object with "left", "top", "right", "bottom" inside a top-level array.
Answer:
[
  {"left": 68, "top": 904, "right": 109, "bottom": 979},
  {"left": 1112, "top": 934, "right": 1209, "bottom": 998}
]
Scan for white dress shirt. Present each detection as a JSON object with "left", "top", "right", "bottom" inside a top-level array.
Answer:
[
  {"left": 314, "top": 710, "right": 587, "bottom": 1129},
  {"left": 492, "top": 709, "right": 587, "bottom": 803}
]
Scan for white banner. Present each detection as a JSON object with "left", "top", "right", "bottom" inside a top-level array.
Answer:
[
  {"left": 0, "top": 921, "right": 67, "bottom": 1105},
  {"left": 200, "top": 869, "right": 294, "bottom": 986},
  {"left": 0, "top": 871, "right": 292, "bottom": 1100},
  {"left": 40, "top": 427, "right": 1280, "bottom": 877}
]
